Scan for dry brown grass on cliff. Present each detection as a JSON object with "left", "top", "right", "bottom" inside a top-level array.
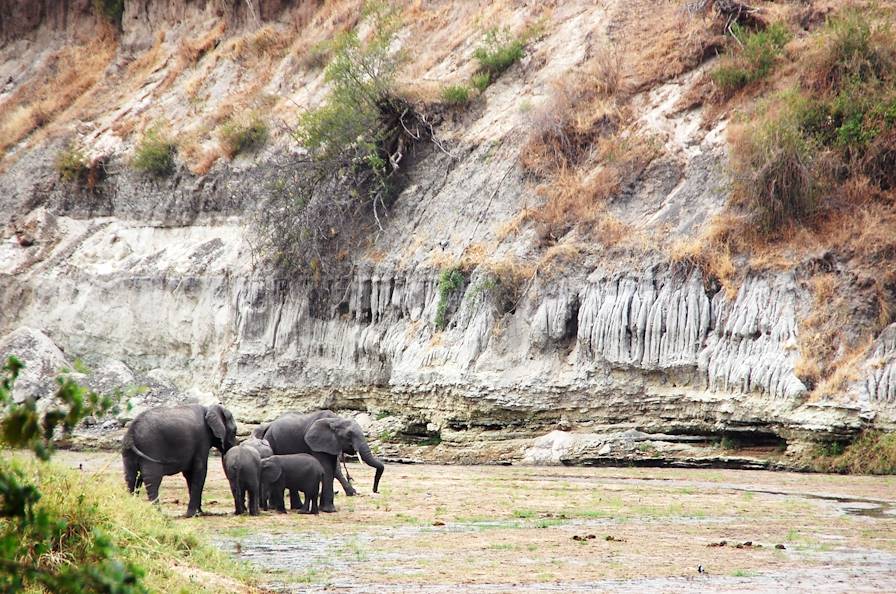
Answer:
[
  {"left": 517, "top": 45, "right": 659, "bottom": 247},
  {"left": 0, "top": 31, "right": 118, "bottom": 158}
]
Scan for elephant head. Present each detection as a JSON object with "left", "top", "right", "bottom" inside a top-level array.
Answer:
[
  {"left": 260, "top": 457, "right": 282, "bottom": 485},
  {"left": 205, "top": 404, "right": 238, "bottom": 454},
  {"left": 306, "top": 417, "right": 384, "bottom": 493}
]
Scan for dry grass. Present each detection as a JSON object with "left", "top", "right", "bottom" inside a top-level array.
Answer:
[
  {"left": 0, "top": 31, "right": 118, "bottom": 158},
  {"left": 159, "top": 21, "right": 228, "bottom": 93},
  {"left": 518, "top": 52, "right": 659, "bottom": 248}
]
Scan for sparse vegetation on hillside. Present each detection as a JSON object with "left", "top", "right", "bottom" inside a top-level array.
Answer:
[
  {"left": 132, "top": 127, "right": 177, "bottom": 176},
  {"left": 435, "top": 266, "right": 464, "bottom": 330},
  {"left": 218, "top": 113, "right": 269, "bottom": 158},
  {"left": 517, "top": 48, "right": 655, "bottom": 247},
  {"left": 441, "top": 84, "right": 471, "bottom": 105},
  {"left": 255, "top": 0, "right": 436, "bottom": 274},
  {"left": 810, "top": 431, "right": 896, "bottom": 474},
  {"left": 93, "top": 0, "right": 124, "bottom": 27},
  {"left": 473, "top": 27, "right": 526, "bottom": 87},
  {"left": 54, "top": 144, "right": 90, "bottom": 183},
  {"left": 710, "top": 22, "right": 791, "bottom": 98}
]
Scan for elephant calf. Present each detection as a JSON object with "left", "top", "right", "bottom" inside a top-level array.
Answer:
[
  {"left": 223, "top": 445, "right": 263, "bottom": 516},
  {"left": 240, "top": 436, "right": 273, "bottom": 509},
  {"left": 261, "top": 454, "right": 324, "bottom": 515}
]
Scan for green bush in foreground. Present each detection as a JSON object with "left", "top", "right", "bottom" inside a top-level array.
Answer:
[
  {"left": 441, "top": 84, "right": 471, "bottom": 105},
  {"left": 0, "top": 356, "right": 254, "bottom": 593},
  {"left": 132, "top": 128, "right": 176, "bottom": 176}
]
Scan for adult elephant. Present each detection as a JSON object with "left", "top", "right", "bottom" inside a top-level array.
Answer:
[
  {"left": 122, "top": 403, "right": 238, "bottom": 517},
  {"left": 258, "top": 410, "right": 384, "bottom": 512}
]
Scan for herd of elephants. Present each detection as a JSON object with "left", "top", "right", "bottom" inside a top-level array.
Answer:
[{"left": 121, "top": 404, "right": 385, "bottom": 517}]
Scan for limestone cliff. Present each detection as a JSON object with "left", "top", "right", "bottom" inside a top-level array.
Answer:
[{"left": 2, "top": 0, "right": 893, "bottom": 468}]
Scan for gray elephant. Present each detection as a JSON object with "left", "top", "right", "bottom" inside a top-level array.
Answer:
[
  {"left": 223, "top": 444, "right": 262, "bottom": 515},
  {"left": 261, "top": 454, "right": 324, "bottom": 514},
  {"left": 258, "top": 410, "right": 384, "bottom": 513},
  {"left": 122, "top": 403, "right": 238, "bottom": 517},
  {"left": 239, "top": 435, "right": 273, "bottom": 509}
]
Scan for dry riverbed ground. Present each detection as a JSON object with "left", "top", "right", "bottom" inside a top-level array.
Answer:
[{"left": 58, "top": 451, "right": 896, "bottom": 593}]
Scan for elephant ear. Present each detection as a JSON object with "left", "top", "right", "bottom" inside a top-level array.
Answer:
[
  {"left": 261, "top": 458, "right": 281, "bottom": 483},
  {"left": 306, "top": 418, "right": 341, "bottom": 456},
  {"left": 205, "top": 405, "right": 227, "bottom": 441}
]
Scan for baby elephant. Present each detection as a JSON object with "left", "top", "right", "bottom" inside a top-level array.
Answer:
[
  {"left": 261, "top": 454, "right": 324, "bottom": 514},
  {"left": 223, "top": 444, "right": 263, "bottom": 516}
]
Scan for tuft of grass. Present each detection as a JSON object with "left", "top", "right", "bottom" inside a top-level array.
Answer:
[
  {"left": 435, "top": 266, "right": 464, "bottom": 330},
  {"left": 4, "top": 457, "right": 255, "bottom": 593},
  {"left": 471, "top": 72, "right": 491, "bottom": 92},
  {"left": 473, "top": 27, "right": 526, "bottom": 83},
  {"left": 218, "top": 114, "right": 269, "bottom": 159},
  {"left": 132, "top": 127, "right": 176, "bottom": 176},
  {"left": 441, "top": 84, "right": 471, "bottom": 106},
  {"left": 55, "top": 144, "right": 90, "bottom": 183},
  {"left": 710, "top": 22, "right": 791, "bottom": 98}
]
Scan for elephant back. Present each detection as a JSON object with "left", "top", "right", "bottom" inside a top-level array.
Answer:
[{"left": 265, "top": 410, "right": 338, "bottom": 455}]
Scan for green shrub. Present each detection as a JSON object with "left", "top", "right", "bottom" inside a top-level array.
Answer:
[
  {"left": 218, "top": 114, "right": 269, "bottom": 158},
  {"left": 54, "top": 144, "right": 89, "bottom": 183},
  {"left": 711, "top": 22, "right": 791, "bottom": 96},
  {"left": 435, "top": 266, "right": 464, "bottom": 330},
  {"left": 807, "top": 11, "right": 896, "bottom": 93},
  {"left": 473, "top": 27, "right": 526, "bottom": 81},
  {"left": 132, "top": 127, "right": 176, "bottom": 176},
  {"left": 256, "top": 1, "right": 432, "bottom": 274},
  {"left": 441, "top": 84, "right": 471, "bottom": 105},
  {"left": 93, "top": 0, "right": 124, "bottom": 26},
  {"left": 471, "top": 72, "right": 491, "bottom": 92}
]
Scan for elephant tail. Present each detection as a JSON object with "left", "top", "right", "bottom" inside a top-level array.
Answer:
[{"left": 122, "top": 433, "right": 168, "bottom": 465}]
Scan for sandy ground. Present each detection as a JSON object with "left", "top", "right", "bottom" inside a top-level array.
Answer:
[{"left": 57, "top": 451, "right": 896, "bottom": 593}]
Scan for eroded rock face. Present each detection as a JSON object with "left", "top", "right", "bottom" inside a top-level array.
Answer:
[{"left": 1, "top": 0, "right": 891, "bottom": 465}]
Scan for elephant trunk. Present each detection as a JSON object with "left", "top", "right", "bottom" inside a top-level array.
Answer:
[{"left": 355, "top": 439, "right": 384, "bottom": 493}]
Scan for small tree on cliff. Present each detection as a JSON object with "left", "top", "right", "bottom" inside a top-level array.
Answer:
[{"left": 254, "top": 0, "right": 441, "bottom": 277}]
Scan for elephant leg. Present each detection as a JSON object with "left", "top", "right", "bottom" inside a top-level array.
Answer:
[
  {"left": 143, "top": 471, "right": 163, "bottom": 505},
  {"left": 248, "top": 487, "right": 259, "bottom": 516},
  {"left": 289, "top": 489, "right": 302, "bottom": 511},
  {"left": 229, "top": 480, "right": 243, "bottom": 515},
  {"left": 185, "top": 459, "right": 208, "bottom": 517},
  {"left": 334, "top": 458, "right": 356, "bottom": 497},
  {"left": 310, "top": 482, "right": 320, "bottom": 515},
  {"left": 314, "top": 453, "right": 337, "bottom": 513},
  {"left": 123, "top": 452, "right": 140, "bottom": 493}
]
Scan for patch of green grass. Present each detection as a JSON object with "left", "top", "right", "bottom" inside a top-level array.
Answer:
[
  {"left": 132, "top": 127, "right": 176, "bottom": 176},
  {"left": 218, "top": 114, "right": 269, "bottom": 158},
  {"left": 474, "top": 27, "right": 526, "bottom": 81},
  {"left": 441, "top": 84, "right": 471, "bottom": 105},
  {"left": 512, "top": 509, "right": 536, "bottom": 519},
  {"left": 488, "top": 543, "right": 514, "bottom": 551},
  {"left": 435, "top": 266, "right": 464, "bottom": 330},
  {"left": 5, "top": 457, "right": 255, "bottom": 593},
  {"left": 731, "top": 569, "right": 758, "bottom": 578},
  {"left": 471, "top": 72, "right": 491, "bottom": 92},
  {"left": 711, "top": 22, "right": 791, "bottom": 97}
]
